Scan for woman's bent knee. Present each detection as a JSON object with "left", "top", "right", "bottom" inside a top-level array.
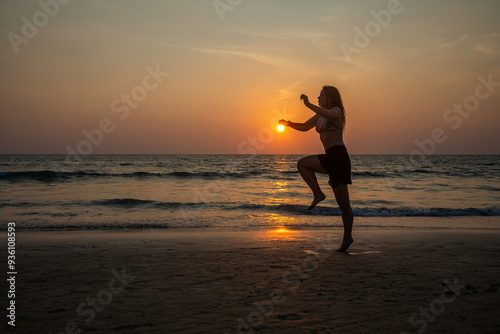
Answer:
[{"left": 297, "top": 157, "right": 307, "bottom": 169}]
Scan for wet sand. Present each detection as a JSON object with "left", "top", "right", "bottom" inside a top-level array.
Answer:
[{"left": 3, "top": 228, "right": 500, "bottom": 333}]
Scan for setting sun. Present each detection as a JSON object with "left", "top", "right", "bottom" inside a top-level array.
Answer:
[{"left": 277, "top": 124, "right": 285, "bottom": 132}]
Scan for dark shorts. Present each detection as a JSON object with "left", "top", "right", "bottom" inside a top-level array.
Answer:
[{"left": 318, "top": 145, "right": 352, "bottom": 189}]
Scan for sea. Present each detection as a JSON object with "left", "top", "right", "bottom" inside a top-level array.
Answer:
[{"left": 1, "top": 154, "right": 499, "bottom": 230}]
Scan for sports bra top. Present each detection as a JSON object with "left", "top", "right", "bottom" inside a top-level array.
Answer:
[{"left": 315, "top": 107, "right": 342, "bottom": 133}]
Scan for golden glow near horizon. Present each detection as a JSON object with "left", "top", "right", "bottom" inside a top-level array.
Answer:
[
  {"left": 265, "top": 226, "right": 302, "bottom": 241},
  {"left": 277, "top": 124, "right": 285, "bottom": 132},
  {"left": 0, "top": 1, "right": 499, "bottom": 154}
]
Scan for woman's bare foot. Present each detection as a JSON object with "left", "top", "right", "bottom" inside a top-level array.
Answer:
[
  {"left": 308, "top": 193, "right": 326, "bottom": 210},
  {"left": 337, "top": 238, "right": 354, "bottom": 252}
]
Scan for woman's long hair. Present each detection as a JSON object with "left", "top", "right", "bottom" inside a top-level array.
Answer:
[{"left": 323, "top": 85, "right": 346, "bottom": 130}]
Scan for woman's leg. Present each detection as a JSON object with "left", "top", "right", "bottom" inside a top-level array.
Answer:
[
  {"left": 333, "top": 183, "right": 354, "bottom": 252},
  {"left": 297, "top": 155, "right": 328, "bottom": 210}
]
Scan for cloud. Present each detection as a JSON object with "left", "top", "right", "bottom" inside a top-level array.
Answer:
[
  {"left": 231, "top": 28, "right": 338, "bottom": 50},
  {"left": 161, "top": 43, "right": 306, "bottom": 71},
  {"left": 164, "top": 43, "right": 268, "bottom": 62},
  {"left": 272, "top": 81, "right": 301, "bottom": 104}
]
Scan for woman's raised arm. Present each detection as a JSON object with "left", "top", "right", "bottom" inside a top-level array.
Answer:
[{"left": 300, "top": 94, "right": 341, "bottom": 120}]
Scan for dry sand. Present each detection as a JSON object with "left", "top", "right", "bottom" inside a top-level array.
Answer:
[{"left": 3, "top": 228, "right": 500, "bottom": 333}]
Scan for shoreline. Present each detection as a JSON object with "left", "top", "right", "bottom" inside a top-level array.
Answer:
[
  {"left": 10, "top": 224, "right": 500, "bottom": 233},
  {"left": 4, "top": 211, "right": 499, "bottom": 232},
  {"left": 5, "top": 221, "right": 500, "bottom": 232}
]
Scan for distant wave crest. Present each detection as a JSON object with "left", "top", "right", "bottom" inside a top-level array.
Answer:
[
  {"left": 2, "top": 196, "right": 498, "bottom": 217},
  {"left": 233, "top": 203, "right": 500, "bottom": 217},
  {"left": 0, "top": 170, "right": 263, "bottom": 182},
  {"left": 89, "top": 198, "right": 206, "bottom": 209},
  {"left": 1, "top": 165, "right": 494, "bottom": 182}
]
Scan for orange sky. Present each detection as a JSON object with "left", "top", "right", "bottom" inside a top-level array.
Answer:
[{"left": 1, "top": 0, "right": 499, "bottom": 154}]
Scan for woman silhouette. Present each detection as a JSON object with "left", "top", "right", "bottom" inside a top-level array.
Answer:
[{"left": 279, "top": 86, "right": 354, "bottom": 252}]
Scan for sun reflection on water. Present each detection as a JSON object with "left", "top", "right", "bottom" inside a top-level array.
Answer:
[
  {"left": 264, "top": 213, "right": 297, "bottom": 225},
  {"left": 266, "top": 181, "right": 290, "bottom": 194}
]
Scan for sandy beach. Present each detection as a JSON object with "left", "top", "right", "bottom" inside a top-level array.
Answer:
[{"left": 3, "top": 227, "right": 500, "bottom": 334}]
